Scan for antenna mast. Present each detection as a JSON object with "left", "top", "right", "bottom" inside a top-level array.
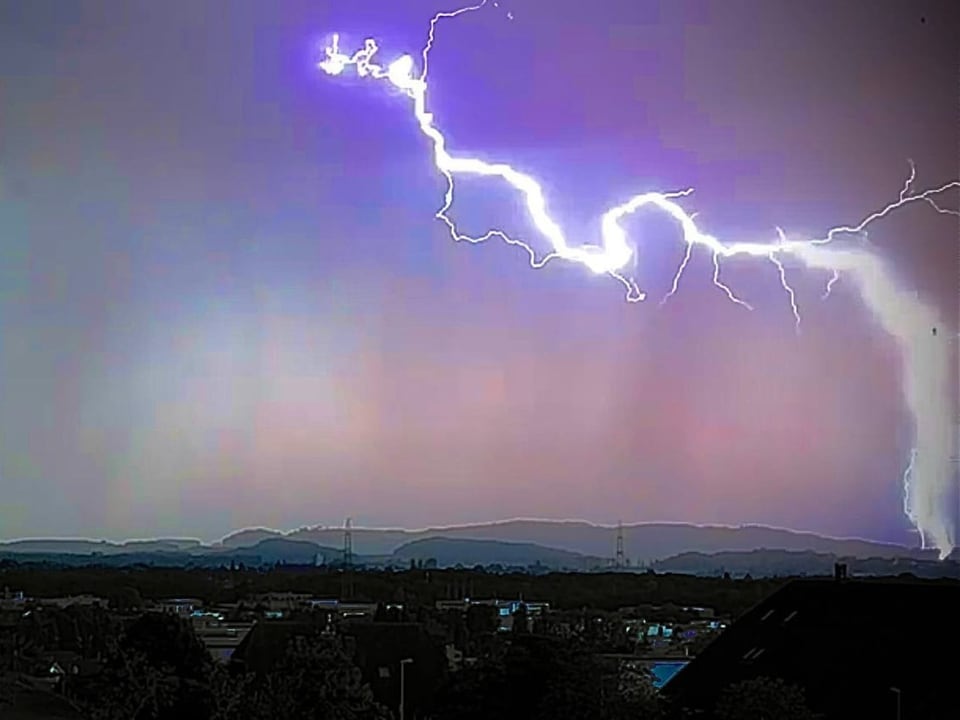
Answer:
[{"left": 615, "top": 521, "right": 625, "bottom": 569}]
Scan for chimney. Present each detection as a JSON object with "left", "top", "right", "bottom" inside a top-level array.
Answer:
[{"left": 834, "top": 562, "right": 848, "bottom": 581}]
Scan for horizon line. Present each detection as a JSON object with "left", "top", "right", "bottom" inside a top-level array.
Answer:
[{"left": 0, "top": 516, "right": 923, "bottom": 552}]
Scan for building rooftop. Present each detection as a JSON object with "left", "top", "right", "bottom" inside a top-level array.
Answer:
[{"left": 664, "top": 576, "right": 960, "bottom": 719}]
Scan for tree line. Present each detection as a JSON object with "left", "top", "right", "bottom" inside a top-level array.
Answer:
[{"left": 1, "top": 562, "right": 784, "bottom": 617}]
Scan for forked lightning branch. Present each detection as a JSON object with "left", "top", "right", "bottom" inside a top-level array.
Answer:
[{"left": 318, "top": 1, "right": 960, "bottom": 557}]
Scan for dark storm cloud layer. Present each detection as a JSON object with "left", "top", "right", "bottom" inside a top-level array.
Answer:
[{"left": 0, "top": 0, "right": 956, "bottom": 543}]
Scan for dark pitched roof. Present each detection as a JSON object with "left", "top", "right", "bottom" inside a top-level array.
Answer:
[
  {"left": 664, "top": 578, "right": 960, "bottom": 719},
  {"left": 228, "top": 620, "right": 323, "bottom": 673}
]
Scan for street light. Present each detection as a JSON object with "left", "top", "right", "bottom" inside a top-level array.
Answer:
[
  {"left": 890, "top": 687, "right": 901, "bottom": 720},
  {"left": 399, "top": 658, "right": 414, "bottom": 720}
]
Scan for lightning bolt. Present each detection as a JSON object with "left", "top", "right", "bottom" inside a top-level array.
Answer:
[
  {"left": 902, "top": 157, "right": 960, "bottom": 217},
  {"left": 319, "top": 1, "right": 960, "bottom": 558}
]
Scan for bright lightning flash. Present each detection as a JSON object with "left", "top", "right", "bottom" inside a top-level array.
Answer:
[{"left": 319, "top": 2, "right": 960, "bottom": 558}]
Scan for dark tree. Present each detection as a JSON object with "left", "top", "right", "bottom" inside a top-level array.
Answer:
[
  {"left": 207, "top": 666, "right": 258, "bottom": 720},
  {"left": 431, "top": 635, "right": 662, "bottom": 720},
  {"left": 108, "top": 586, "right": 143, "bottom": 612},
  {"left": 465, "top": 604, "right": 498, "bottom": 636},
  {"left": 74, "top": 612, "right": 214, "bottom": 720},
  {"left": 124, "top": 612, "right": 211, "bottom": 680},
  {"left": 212, "top": 633, "right": 390, "bottom": 720},
  {"left": 75, "top": 641, "right": 181, "bottom": 720}
]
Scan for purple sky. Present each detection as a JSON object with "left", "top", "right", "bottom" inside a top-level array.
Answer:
[{"left": 1, "top": 0, "right": 957, "bottom": 544}]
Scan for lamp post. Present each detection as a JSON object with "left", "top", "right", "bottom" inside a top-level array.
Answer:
[
  {"left": 890, "top": 686, "right": 901, "bottom": 720},
  {"left": 399, "top": 658, "right": 413, "bottom": 720}
]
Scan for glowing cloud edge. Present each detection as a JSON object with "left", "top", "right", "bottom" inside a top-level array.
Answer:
[{"left": 319, "top": 1, "right": 960, "bottom": 558}]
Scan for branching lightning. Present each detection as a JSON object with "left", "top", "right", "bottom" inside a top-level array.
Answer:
[{"left": 318, "top": 1, "right": 960, "bottom": 558}]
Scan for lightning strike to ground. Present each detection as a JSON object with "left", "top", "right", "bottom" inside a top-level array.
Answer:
[{"left": 318, "top": 1, "right": 960, "bottom": 558}]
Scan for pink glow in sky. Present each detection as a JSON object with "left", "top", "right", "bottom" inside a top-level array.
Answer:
[{"left": 0, "top": 0, "right": 957, "bottom": 545}]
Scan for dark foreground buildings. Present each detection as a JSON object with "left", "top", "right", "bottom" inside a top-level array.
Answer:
[{"left": 664, "top": 566, "right": 960, "bottom": 719}]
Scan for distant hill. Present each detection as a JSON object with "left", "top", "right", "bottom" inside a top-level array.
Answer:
[
  {"left": 392, "top": 537, "right": 601, "bottom": 569},
  {"left": 0, "top": 520, "right": 943, "bottom": 575},
  {"left": 230, "top": 520, "right": 932, "bottom": 563},
  {"left": 114, "top": 539, "right": 203, "bottom": 553},
  {"left": 219, "top": 527, "right": 285, "bottom": 548},
  {"left": 283, "top": 526, "right": 412, "bottom": 555},
  {"left": 0, "top": 537, "right": 203, "bottom": 555},
  {"left": 0, "top": 539, "right": 116, "bottom": 554},
  {"left": 232, "top": 538, "right": 341, "bottom": 565}
]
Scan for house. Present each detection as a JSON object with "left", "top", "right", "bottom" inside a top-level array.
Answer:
[
  {"left": 334, "top": 602, "right": 379, "bottom": 622},
  {"left": 0, "top": 587, "right": 27, "bottom": 610},
  {"left": 434, "top": 598, "right": 550, "bottom": 632},
  {"left": 265, "top": 598, "right": 380, "bottom": 622},
  {"left": 250, "top": 592, "right": 313, "bottom": 612},
  {"left": 155, "top": 598, "right": 202, "bottom": 616},
  {"left": 38, "top": 595, "right": 106, "bottom": 610},
  {"left": 663, "top": 571, "right": 960, "bottom": 719}
]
